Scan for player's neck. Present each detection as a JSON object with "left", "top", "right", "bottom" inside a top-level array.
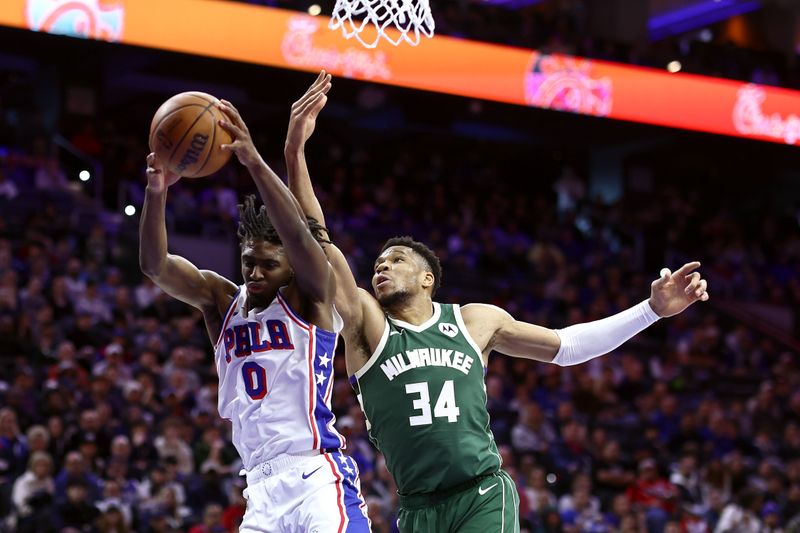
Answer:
[
  {"left": 245, "top": 290, "right": 277, "bottom": 314},
  {"left": 387, "top": 296, "right": 434, "bottom": 326}
]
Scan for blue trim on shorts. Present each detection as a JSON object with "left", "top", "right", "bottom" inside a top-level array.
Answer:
[{"left": 330, "top": 451, "right": 371, "bottom": 531}]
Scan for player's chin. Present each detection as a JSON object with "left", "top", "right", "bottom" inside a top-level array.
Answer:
[
  {"left": 247, "top": 291, "right": 270, "bottom": 307},
  {"left": 377, "top": 288, "right": 410, "bottom": 308}
]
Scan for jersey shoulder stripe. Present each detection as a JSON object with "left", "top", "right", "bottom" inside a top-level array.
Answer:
[
  {"left": 276, "top": 289, "right": 344, "bottom": 335},
  {"left": 305, "top": 323, "right": 319, "bottom": 448},
  {"left": 214, "top": 287, "right": 241, "bottom": 351},
  {"left": 276, "top": 290, "right": 312, "bottom": 331},
  {"left": 453, "top": 304, "right": 484, "bottom": 363}
]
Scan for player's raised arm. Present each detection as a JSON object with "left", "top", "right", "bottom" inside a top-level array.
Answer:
[
  {"left": 282, "top": 71, "right": 364, "bottom": 322},
  {"left": 285, "top": 70, "right": 332, "bottom": 228},
  {"left": 282, "top": 72, "right": 386, "bottom": 375},
  {"left": 463, "top": 262, "right": 709, "bottom": 364},
  {"left": 217, "top": 100, "right": 333, "bottom": 305},
  {"left": 139, "top": 153, "right": 233, "bottom": 312}
]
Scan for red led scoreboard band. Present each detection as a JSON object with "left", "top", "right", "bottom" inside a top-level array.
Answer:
[{"left": 2, "top": 0, "right": 799, "bottom": 146}]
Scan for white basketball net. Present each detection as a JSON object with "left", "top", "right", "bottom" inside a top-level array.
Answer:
[{"left": 329, "top": 0, "right": 435, "bottom": 48}]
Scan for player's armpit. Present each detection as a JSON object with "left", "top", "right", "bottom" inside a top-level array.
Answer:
[
  {"left": 357, "top": 288, "right": 385, "bottom": 343},
  {"left": 321, "top": 243, "right": 385, "bottom": 345},
  {"left": 341, "top": 288, "right": 386, "bottom": 377}
]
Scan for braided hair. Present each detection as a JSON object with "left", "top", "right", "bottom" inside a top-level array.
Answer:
[{"left": 237, "top": 195, "right": 330, "bottom": 246}]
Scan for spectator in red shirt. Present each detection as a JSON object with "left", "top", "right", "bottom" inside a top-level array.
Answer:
[
  {"left": 626, "top": 458, "right": 680, "bottom": 533},
  {"left": 221, "top": 483, "right": 246, "bottom": 533}
]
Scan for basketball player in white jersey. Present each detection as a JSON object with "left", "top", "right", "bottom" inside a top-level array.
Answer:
[{"left": 139, "top": 97, "right": 370, "bottom": 532}]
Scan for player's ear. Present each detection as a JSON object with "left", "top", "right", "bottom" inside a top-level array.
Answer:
[{"left": 421, "top": 271, "right": 434, "bottom": 290}]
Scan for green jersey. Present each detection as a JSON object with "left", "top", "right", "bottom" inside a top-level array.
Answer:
[{"left": 351, "top": 303, "right": 501, "bottom": 495}]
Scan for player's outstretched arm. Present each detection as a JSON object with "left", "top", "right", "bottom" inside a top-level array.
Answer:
[
  {"left": 282, "top": 72, "right": 386, "bottom": 374},
  {"left": 463, "top": 262, "right": 709, "bottom": 364},
  {"left": 217, "top": 100, "right": 333, "bottom": 305},
  {"left": 282, "top": 70, "right": 363, "bottom": 321},
  {"left": 139, "top": 153, "right": 234, "bottom": 311},
  {"left": 285, "top": 70, "right": 332, "bottom": 228}
]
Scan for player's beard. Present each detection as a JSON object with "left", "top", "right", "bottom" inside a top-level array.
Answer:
[
  {"left": 377, "top": 288, "right": 412, "bottom": 309},
  {"left": 246, "top": 291, "right": 271, "bottom": 311}
]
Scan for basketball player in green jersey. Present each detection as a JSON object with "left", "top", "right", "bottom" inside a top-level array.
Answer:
[{"left": 285, "top": 72, "right": 710, "bottom": 532}]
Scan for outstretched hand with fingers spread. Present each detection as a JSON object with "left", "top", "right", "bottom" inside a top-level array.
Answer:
[
  {"left": 217, "top": 100, "right": 262, "bottom": 169},
  {"left": 285, "top": 70, "right": 332, "bottom": 152},
  {"left": 648, "top": 261, "right": 710, "bottom": 317},
  {"left": 145, "top": 152, "right": 181, "bottom": 193}
]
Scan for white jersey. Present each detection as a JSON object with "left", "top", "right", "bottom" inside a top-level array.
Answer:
[{"left": 214, "top": 285, "right": 345, "bottom": 470}]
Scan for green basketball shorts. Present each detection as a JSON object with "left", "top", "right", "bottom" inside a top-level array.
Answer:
[{"left": 397, "top": 470, "right": 520, "bottom": 533}]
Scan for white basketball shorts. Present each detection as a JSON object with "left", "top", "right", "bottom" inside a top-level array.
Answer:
[{"left": 240, "top": 450, "right": 371, "bottom": 532}]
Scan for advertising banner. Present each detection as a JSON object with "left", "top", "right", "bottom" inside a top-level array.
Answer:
[{"left": 1, "top": 0, "right": 799, "bottom": 146}]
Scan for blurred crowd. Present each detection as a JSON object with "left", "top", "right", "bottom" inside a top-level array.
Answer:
[
  {"left": 1, "top": 118, "right": 800, "bottom": 533},
  {"left": 2, "top": 7, "right": 800, "bottom": 529}
]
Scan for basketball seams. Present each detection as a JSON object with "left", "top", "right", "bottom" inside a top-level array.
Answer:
[
  {"left": 182, "top": 92, "right": 215, "bottom": 105},
  {"left": 151, "top": 92, "right": 232, "bottom": 178},
  {"left": 149, "top": 103, "right": 207, "bottom": 150},
  {"left": 150, "top": 93, "right": 214, "bottom": 140},
  {"left": 166, "top": 100, "right": 216, "bottom": 172},
  {"left": 192, "top": 105, "right": 220, "bottom": 178}
]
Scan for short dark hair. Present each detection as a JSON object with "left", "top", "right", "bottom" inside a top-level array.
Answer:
[
  {"left": 237, "top": 195, "right": 330, "bottom": 246},
  {"left": 381, "top": 236, "right": 442, "bottom": 297}
]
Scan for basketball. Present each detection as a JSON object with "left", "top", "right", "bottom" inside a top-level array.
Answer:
[{"left": 148, "top": 91, "right": 233, "bottom": 178}]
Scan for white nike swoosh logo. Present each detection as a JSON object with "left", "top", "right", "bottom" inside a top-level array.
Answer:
[
  {"left": 389, "top": 331, "right": 402, "bottom": 336},
  {"left": 478, "top": 483, "right": 498, "bottom": 495}
]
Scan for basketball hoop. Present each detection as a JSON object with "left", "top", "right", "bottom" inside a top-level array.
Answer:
[{"left": 329, "top": 0, "right": 435, "bottom": 48}]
